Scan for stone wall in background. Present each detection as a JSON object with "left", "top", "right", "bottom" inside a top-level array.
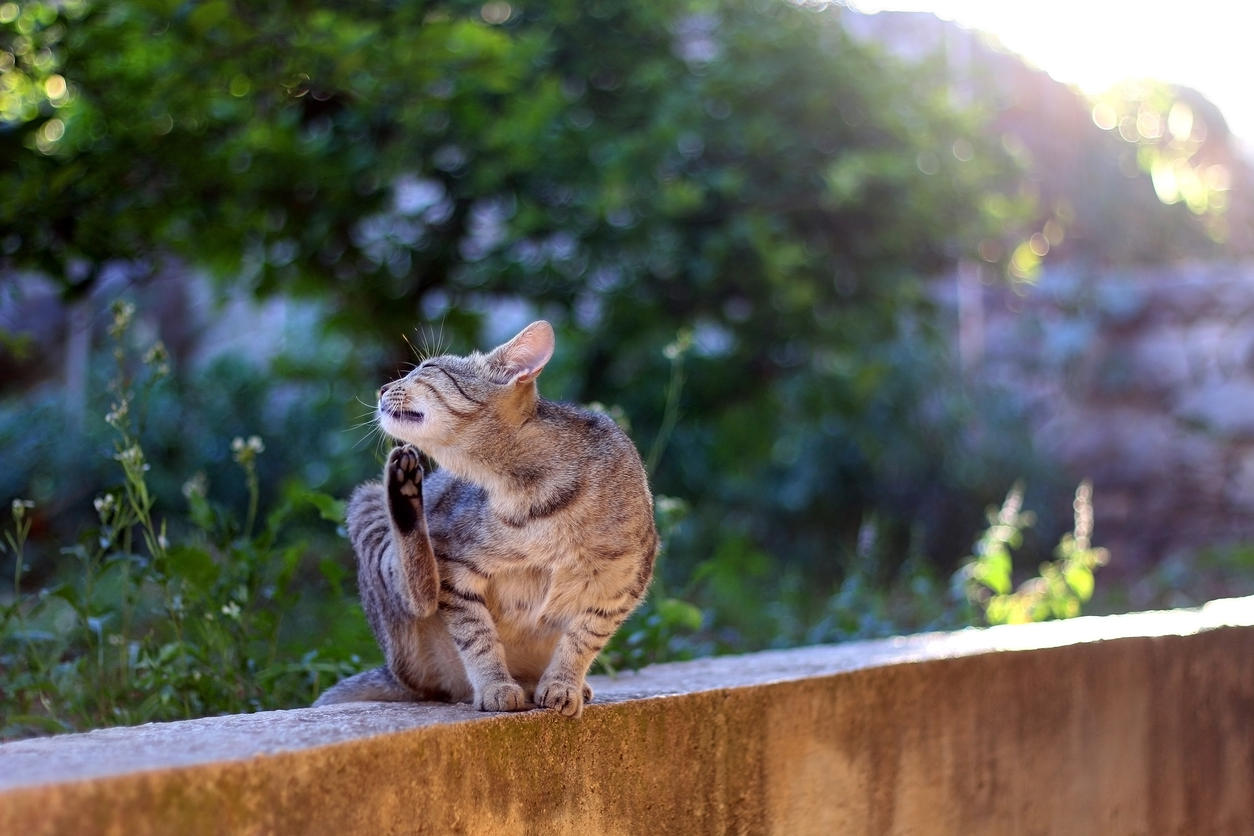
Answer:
[{"left": 946, "top": 259, "right": 1254, "bottom": 571}]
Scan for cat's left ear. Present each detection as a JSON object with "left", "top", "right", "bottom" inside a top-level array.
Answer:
[{"left": 492, "top": 320, "right": 555, "bottom": 384}]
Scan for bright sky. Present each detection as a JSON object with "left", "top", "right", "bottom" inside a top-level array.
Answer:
[{"left": 844, "top": 0, "right": 1254, "bottom": 154}]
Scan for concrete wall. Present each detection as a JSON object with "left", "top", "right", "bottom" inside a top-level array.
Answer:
[{"left": 1, "top": 597, "right": 1251, "bottom": 835}]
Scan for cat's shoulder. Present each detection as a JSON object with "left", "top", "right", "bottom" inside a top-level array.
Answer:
[
  {"left": 535, "top": 400, "right": 631, "bottom": 446},
  {"left": 536, "top": 398, "right": 610, "bottom": 425}
]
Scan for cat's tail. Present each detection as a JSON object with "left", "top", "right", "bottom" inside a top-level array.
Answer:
[{"left": 313, "top": 665, "right": 415, "bottom": 707}]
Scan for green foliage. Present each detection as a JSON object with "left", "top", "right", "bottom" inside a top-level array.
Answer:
[
  {"left": 0, "top": 299, "right": 1118, "bottom": 739},
  {"left": 957, "top": 481, "right": 1108, "bottom": 625},
  {"left": 0, "top": 304, "right": 367, "bottom": 739},
  {"left": 0, "top": 0, "right": 1054, "bottom": 595}
]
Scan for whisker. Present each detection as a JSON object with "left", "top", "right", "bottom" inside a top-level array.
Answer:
[
  {"left": 414, "top": 317, "right": 451, "bottom": 362},
  {"left": 435, "top": 317, "right": 449, "bottom": 356},
  {"left": 350, "top": 422, "right": 390, "bottom": 452},
  {"left": 402, "top": 331, "right": 421, "bottom": 361},
  {"left": 374, "top": 427, "right": 395, "bottom": 461}
]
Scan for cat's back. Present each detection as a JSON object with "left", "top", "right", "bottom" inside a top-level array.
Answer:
[
  {"left": 532, "top": 401, "right": 654, "bottom": 520},
  {"left": 534, "top": 401, "right": 645, "bottom": 474}
]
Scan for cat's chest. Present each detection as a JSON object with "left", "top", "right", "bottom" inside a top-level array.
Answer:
[
  {"left": 486, "top": 558, "right": 608, "bottom": 629},
  {"left": 497, "top": 515, "right": 582, "bottom": 560},
  {"left": 486, "top": 565, "right": 565, "bottom": 631}
]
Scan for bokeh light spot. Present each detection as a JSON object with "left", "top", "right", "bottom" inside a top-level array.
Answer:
[
  {"left": 44, "top": 74, "right": 66, "bottom": 101},
  {"left": 1167, "top": 101, "right": 1193, "bottom": 142},
  {"left": 1135, "top": 108, "right": 1162, "bottom": 140},
  {"left": 35, "top": 117, "right": 64, "bottom": 154},
  {"left": 480, "top": 2, "right": 511, "bottom": 24},
  {"left": 1028, "top": 232, "right": 1049, "bottom": 257},
  {"left": 1091, "top": 102, "right": 1116, "bottom": 131},
  {"left": 978, "top": 239, "right": 1002, "bottom": 262}
]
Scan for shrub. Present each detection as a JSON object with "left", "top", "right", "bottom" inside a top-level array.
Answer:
[{"left": 0, "top": 302, "right": 368, "bottom": 739}]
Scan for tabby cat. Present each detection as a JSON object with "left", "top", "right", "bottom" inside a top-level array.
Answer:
[{"left": 314, "top": 321, "right": 658, "bottom": 717}]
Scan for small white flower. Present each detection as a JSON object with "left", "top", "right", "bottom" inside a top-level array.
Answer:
[
  {"left": 142, "top": 340, "right": 169, "bottom": 371},
  {"left": 93, "top": 494, "right": 116, "bottom": 520},
  {"left": 114, "top": 445, "right": 145, "bottom": 469},
  {"left": 105, "top": 399, "right": 130, "bottom": 427},
  {"left": 109, "top": 300, "right": 135, "bottom": 337},
  {"left": 181, "top": 473, "right": 208, "bottom": 500},
  {"left": 233, "top": 435, "right": 265, "bottom": 465}
]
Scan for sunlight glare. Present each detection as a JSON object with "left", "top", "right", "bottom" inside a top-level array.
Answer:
[
  {"left": 1167, "top": 101, "right": 1194, "bottom": 143},
  {"left": 842, "top": 0, "right": 1253, "bottom": 152}
]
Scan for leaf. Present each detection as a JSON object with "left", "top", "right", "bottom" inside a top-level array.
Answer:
[
  {"left": 187, "top": 1, "right": 229, "bottom": 33},
  {"left": 1063, "top": 565, "right": 1094, "bottom": 602},
  {"left": 297, "top": 490, "right": 346, "bottom": 525},
  {"left": 655, "top": 597, "right": 703, "bottom": 632},
  {"left": 166, "top": 545, "right": 218, "bottom": 589},
  {"left": 318, "top": 556, "right": 348, "bottom": 597}
]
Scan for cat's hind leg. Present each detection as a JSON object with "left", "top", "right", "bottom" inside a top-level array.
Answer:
[
  {"left": 339, "top": 446, "right": 440, "bottom": 698},
  {"left": 384, "top": 444, "right": 440, "bottom": 618}
]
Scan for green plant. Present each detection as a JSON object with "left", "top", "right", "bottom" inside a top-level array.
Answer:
[
  {"left": 956, "top": 481, "right": 1108, "bottom": 625},
  {"left": 0, "top": 300, "right": 364, "bottom": 739}
]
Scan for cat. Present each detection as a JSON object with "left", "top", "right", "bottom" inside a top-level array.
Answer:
[{"left": 314, "top": 320, "right": 658, "bottom": 717}]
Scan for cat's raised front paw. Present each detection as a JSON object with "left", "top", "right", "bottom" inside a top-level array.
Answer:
[
  {"left": 386, "top": 445, "right": 425, "bottom": 533},
  {"left": 476, "top": 681, "right": 528, "bottom": 712},
  {"left": 536, "top": 677, "right": 585, "bottom": 718}
]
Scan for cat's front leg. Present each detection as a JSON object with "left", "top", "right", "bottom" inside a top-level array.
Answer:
[
  {"left": 438, "top": 570, "right": 528, "bottom": 712},
  {"left": 534, "top": 635, "right": 602, "bottom": 718},
  {"left": 536, "top": 600, "right": 636, "bottom": 718}
]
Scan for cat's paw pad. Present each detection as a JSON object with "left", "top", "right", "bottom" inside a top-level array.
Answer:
[
  {"left": 386, "top": 446, "right": 425, "bottom": 533},
  {"left": 387, "top": 445, "right": 424, "bottom": 497},
  {"left": 477, "top": 681, "right": 528, "bottom": 713},
  {"left": 536, "top": 678, "right": 585, "bottom": 718}
]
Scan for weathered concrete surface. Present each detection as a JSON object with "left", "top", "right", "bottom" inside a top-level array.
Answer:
[{"left": 1, "top": 597, "right": 1251, "bottom": 835}]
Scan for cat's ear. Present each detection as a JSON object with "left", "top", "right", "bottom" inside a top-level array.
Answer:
[{"left": 492, "top": 320, "right": 555, "bottom": 384}]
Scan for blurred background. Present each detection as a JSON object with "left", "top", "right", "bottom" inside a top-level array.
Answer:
[{"left": 2, "top": 0, "right": 1253, "bottom": 735}]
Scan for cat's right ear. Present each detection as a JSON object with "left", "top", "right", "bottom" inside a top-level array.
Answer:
[{"left": 491, "top": 320, "right": 555, "bottom": 385}]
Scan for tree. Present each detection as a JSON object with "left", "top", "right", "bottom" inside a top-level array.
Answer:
[{"left": 3, "top": 0, "right": 1037, "bottom": 601}]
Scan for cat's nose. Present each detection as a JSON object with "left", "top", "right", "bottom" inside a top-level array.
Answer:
[{"left": 378, "top": 381, "right": 395, "bottom": 398}]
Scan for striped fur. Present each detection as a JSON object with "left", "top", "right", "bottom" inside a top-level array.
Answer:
[{"left": 314, "top": 321, "right": 658, "bottom": 717}]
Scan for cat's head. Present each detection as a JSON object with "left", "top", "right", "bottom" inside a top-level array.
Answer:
[{"left": 377, "top": 320, "right": 555, "bottom": 454}]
